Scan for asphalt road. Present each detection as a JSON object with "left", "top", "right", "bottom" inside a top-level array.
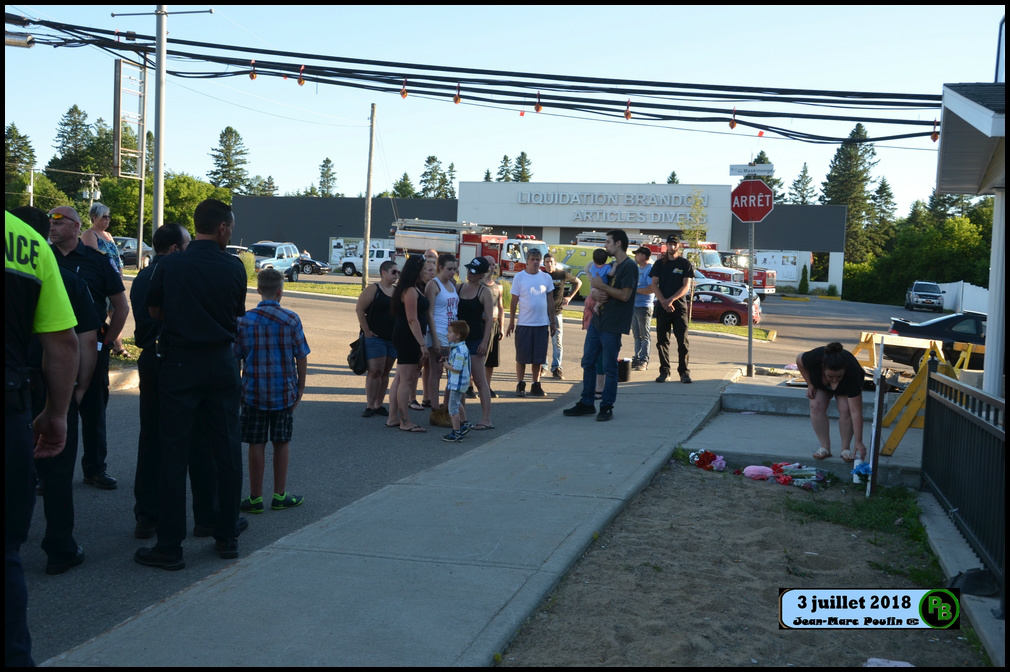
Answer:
[{"left": 22, "top": 287, "right": 914, "bottom": 662}]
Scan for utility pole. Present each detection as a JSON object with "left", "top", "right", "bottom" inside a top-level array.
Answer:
[
  {"left": 362, "top": 103, "right": 377, "bottom": 287},
  {"left": 153, "top": 5, "right": 167, "bottom": 233}
]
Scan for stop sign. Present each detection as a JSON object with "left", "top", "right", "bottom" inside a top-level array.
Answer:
[{"left": 731, "top": 179, "right": 774, "bottom": 223}]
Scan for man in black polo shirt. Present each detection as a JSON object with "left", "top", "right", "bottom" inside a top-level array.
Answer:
[
  {"left": 14, "top": 206, "right": 99, "bottom": 576},
  {"left": 650, "top": 234, "right": 695, "bottom": 384},
  {"left": 136, "top": 199, "right": 248, "bottom": 570},
  {"left": 130, "top": 222, "right": 220, "bottom": 541},
  {"left": 48, "top": 205, "right": 128, "bottom": 490}
]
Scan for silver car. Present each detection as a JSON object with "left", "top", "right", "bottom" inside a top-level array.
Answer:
[{"left": 693, "top": 279, "right": 760, "bottom": 307}]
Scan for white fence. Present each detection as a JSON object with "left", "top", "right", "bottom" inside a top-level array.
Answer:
[{"left": 938, "top": 281, "right": 989, "bottom": 313}]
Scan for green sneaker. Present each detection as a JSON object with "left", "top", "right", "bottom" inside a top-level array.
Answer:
[
  {"left": 240, "top": 496, "right": 264, "bottom": 514},
  {"left": 272, "top": 492, "right": 304, "bottom": 510}
]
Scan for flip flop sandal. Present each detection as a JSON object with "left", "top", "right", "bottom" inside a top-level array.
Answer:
[
  {"left": 471, "top": 423, "right": 495, "bottom": 431},
  {"left": 398, "top": 424, "right": 427, "bottom": 433},
  {"left": 812, "top": 447, "right": 832, "bottom": 461},
  {"left": 408, "top": 401, "right": 424, "bottom": 411},
  {"left": 421, "top": 400, "right": 432, "bottom": 408},
  {"left": 840, "top": 450, "right": 855, "bottom": 463}
]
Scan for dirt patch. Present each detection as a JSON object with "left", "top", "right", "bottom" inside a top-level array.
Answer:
[{"left": 498, "top": 464, "right": 983, "bottom": 667}]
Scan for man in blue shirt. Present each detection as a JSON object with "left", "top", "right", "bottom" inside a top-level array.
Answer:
[{"left": 631, "top": 246, "right": 655, "bottom": 371}]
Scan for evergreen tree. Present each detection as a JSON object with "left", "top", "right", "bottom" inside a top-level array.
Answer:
[
  {"left": 88, "top": 118, "right": 116, "bottom": 177},
  {"left": 392, "top": 172, "right": 416, "bottom": 198},
  {"left": 262, "top": 175, "right": 278, "bottom": 196},
  {"left": 207, "top": 126, "right": 250, "bottom": 193},
  {"left": 419, "top": 156, "right": 446, "bottom": 198},
  {"left": 819, "top": 123, "right": 878, "bottom": 264},
  {"left": 786, "top": 162, "right": 816, "bottom": 204},
  {"left": 5, "top": 123, "right": 36, "bottom": 201},
  {"left": 483, "top": 169, "right": 493, "bottom": 182},
  {"left": 442, "top": 162, "right": 457, "bottom": 198},
  {"left": 740, "top": 151, "right": 785, "bottom": 202},
  {"left": 511, "top": 151, "right": 532, "bottom": 182},
  {"left": 496, "top": 155, "right": 512, "bottom": 182},
  {"left": 5, "top": 123, "right": 36, "bottom": 170},
  {"left": 246, "top": 175, "right": 278, "bottom": 196},
  {"left": 46, "top": 105, "right": 94, "bottom": 196},
  {"left": 318, "top": 157, "right": 337, "bottom": 197},
  {"left": 897, "top": 200, "right": 935, "bottom": 234},
  {"left": 927, "top": 188, "right": 971, "bottom": 222},
  {"left": 866, "top": 177, "right": 898, "bottom": 256},
  {"left": 666, "top": 170, "right": 680, "bottom": 184}
]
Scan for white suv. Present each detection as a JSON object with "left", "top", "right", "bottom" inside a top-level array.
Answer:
[{"left": 248, "top": 241, "right": 301, "bottom": 282}]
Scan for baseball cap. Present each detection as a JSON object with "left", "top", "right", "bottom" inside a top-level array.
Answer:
[
  {"left": 666, "top": 234, "right": 682, "bottom": 245},
  {"left": 633, "top": 246, "right": 652, "bottom": 257},
  {"left": 465, "top": 256, "right": 490, "bottom": 275}
]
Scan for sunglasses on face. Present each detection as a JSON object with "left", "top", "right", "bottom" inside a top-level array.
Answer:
[{"left": 49, "top": 213, "right": 80, "bottom": 224}]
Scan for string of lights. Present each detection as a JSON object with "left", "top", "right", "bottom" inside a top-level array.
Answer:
[{"left": 7, "top": 13, "right": 945, "bottom": 145}]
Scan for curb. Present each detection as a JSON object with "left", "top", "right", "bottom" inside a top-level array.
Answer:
[{"left": 109, "top": 368, "right": 140, "bottom": 391}]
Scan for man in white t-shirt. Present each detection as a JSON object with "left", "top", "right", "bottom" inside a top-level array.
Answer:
[{"left": 505, "top": 248, "right": 556, "bottom": 397}]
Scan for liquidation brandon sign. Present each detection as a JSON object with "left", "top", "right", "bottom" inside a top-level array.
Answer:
[{"left": 517, "top": 189, "right": 709, "bottom": 225}]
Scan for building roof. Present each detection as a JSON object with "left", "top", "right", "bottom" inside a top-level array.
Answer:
[{"left": 935, "top": 82, "right": 1005, "bottom": 195}]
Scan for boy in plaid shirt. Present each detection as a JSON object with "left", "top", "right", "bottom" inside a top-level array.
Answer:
[{"left": 234, "top": 269, "right": 310, "bottom": 513}]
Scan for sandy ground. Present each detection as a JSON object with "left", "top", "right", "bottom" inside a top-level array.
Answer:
[{"left": 499, "top": 462, "right": 984, "bottom": 667}]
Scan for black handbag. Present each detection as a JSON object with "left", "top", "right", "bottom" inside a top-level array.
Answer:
[{"left": 347, "top": 332, "right": 368, "bottom": 375}]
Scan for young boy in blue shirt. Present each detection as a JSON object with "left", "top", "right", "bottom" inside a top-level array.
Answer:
[
  {"left": 234, "top": 269, "right": 311, "bottom": 513},
  {"left": 442, "top": 320, "right": 471, "bottom": 443}
]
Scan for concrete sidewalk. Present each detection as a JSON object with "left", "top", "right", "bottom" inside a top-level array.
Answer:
[{"left": 47, "top": 364, "right": 1002, "bottom": 667}]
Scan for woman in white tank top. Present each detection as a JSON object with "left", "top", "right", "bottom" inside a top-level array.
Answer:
[{"left": 425, "top": 254, "right": 459, "bottom": 409}]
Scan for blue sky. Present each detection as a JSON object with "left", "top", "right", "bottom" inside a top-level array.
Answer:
[{"left": 4, "top": 5, "right": 1004, "bottom": 217}]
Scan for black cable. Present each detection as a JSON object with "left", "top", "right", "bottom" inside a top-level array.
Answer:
[{"left": 8, "top": 14, "right": 945, "bottom": 145}]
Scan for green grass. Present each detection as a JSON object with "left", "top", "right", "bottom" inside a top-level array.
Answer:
[
  {"left": 783, "top": 485, "right": 945, "bottom": 587},
  {"left": 108, "top": 337, "right": 142, "bottom": 369}
]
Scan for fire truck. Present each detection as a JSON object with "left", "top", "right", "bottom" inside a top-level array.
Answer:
[
  {"left": 718, "top": 250, "right": 777, "bottom": 295},
  {"left": 391, "top": 219, "right": 549, "bottom": 278}
]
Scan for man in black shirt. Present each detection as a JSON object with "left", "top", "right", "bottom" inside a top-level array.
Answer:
[
  {"left": 649, "top": 234, "right": 695, "bottom": 384},
  {"left": 136, "top": 199, "right": 248, "bottom": 570},
  {"left": 564, "top": 229, "right": 638, "bottom": 422},
  {"left": 129, "top": 222, "right": 218, "bottom": 541},
  {"left": 48, "top": 205, "right": 128, "bottom": 489}
]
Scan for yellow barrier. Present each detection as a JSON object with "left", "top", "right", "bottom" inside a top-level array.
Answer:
[{"left": 880, "top": 342, "right": 956, "bottom": 455}]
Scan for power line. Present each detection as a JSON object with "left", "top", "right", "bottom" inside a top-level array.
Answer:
[{"left": 6, "top": 13, "right": 945, "bottom": 145}]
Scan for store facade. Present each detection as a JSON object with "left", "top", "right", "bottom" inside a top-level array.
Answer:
[{"left": 457, "top": 181, "right": 732, "bottom": 246}]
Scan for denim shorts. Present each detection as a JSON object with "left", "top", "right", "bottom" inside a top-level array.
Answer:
[
  {"left": 448, "top": 389, "right": 465, "bottom": 416},
  {"left": 425, "top": 330, "right": 450, "bottom": 349},
  {"left": 364, "top": 336, "right": 396, "bottom": 360}
]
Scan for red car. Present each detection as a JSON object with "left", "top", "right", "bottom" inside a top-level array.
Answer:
[{"left": 690, "top": 291, "right": 761, "bottom": 326}]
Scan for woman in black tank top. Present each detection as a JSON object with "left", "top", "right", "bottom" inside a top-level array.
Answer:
[
  {"left": 456, "top": 257, "right": 496, "bottom": 430},
  {"left": 355, "top": 261, "right": 400, "bottom": 416}
]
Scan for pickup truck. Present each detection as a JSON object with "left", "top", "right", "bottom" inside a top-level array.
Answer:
[{"left": 341, "top": 248, "right": 397, "bottom": 276}]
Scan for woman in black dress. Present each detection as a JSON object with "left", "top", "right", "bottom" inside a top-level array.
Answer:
[{"left": 387, "top": 256, "right": 434, "bottom": 432}]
